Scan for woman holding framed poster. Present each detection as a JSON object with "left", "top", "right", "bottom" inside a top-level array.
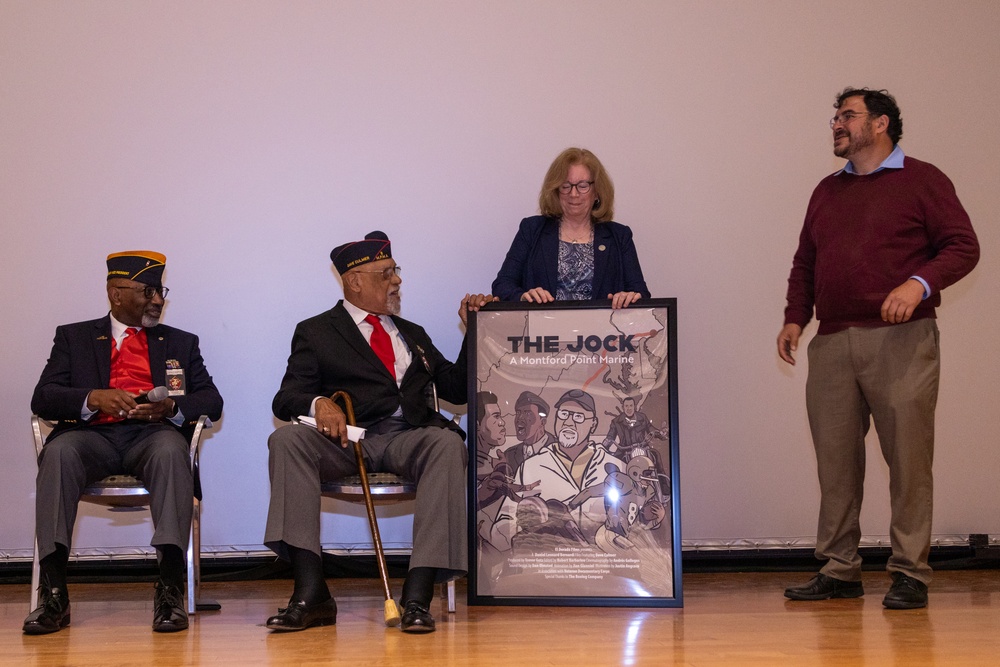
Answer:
[{"left": 491, "top": 147, "right": 651, "bottom": 309}]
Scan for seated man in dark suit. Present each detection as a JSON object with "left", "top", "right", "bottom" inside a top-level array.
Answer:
[
  {"left": 264, "top": 231, "right": 493, "bottom": 634},
  {"left": 25, "top": 251, "right": 224, "bottom": 635}
]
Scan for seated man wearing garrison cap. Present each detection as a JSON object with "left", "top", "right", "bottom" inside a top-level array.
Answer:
[
  {"left": 24, "top": 251, "right": 224, "bottom": 635},
  {"left": 264, "top": 231, "right": 494, "bottom": 633}
]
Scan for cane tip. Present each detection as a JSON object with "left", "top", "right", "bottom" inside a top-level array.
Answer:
[{"left": 384, "top": 599, "right": 401, "bottom": 627}]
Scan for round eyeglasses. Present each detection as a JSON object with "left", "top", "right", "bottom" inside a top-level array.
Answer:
[
  {"left": 829, "top": 111, "right": 874, "bottom": 128},
  {"left": 353, "top": 266, "right": 402, "bottom": 280},
  {"left": 559, "top": 180, "right": 594, "bottom": 195}
]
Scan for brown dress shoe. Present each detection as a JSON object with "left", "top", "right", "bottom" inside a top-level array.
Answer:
[
  {"left": 266, "top": 597, "right": 337, "bottom": 631},
  {"left": 153, "top": 581, "right": 189, "bottom": 632},
  {"left": 23, "top": 586, "right": 71, "bottom": 635}
]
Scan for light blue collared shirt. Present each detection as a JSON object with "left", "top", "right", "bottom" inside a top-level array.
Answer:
[
  {"left": 836, "top": 145, "right": 929, "bottom": 299},
  {"left": 838, "top": 143, "right": 906, "bottom": 175}
]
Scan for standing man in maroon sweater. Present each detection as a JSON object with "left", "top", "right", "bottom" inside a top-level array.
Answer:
[{"left": 778, "top": 88, "right": 979, "bottom": 609}]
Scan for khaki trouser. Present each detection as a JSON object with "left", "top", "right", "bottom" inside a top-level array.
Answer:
[{"left": 806, "top": 318, "right": 939, "bottom": 584}]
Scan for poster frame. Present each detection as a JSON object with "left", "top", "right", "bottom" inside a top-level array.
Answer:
[{"left": 466, "top": 299, "right": 681, "bottom": 608}]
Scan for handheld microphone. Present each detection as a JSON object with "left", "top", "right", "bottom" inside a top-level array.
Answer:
[{"left": 135, "top": 386, "right": 169, "bottom": 404}]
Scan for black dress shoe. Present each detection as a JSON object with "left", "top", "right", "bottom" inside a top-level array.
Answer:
[
  {"left": 23, "top": 586, "right": 71, "bottom": 635},
  {"left": 784, "top": 573, "right": 864, "bottom": 600},
  {"left": 883, "top": 572, "right": 928, "bottom": 609},
  {"left": 266, "top": 597, "right": 337, "bottom": 631},
  {"left": 400, "top": 600, "right": 435, "bottom": 634},
  {"left": 153, "top": 581, "right": 189, "bottom": 632}
]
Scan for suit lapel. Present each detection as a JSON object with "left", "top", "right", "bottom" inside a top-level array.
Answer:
[
  {"left": 328, "top": 302, "right": 394, "bottom": 379},
  {"left": 392, "top": 318, "right": 427, "bottom": 383},
  {"left": 93, "top": 316, "right": 113, "bottom": 386},
  {"left": 538, "top": 218, "right": 560, "bottom": 293},
  {"left": 146, "top": 325, "right": 167, "bottom": 386},
  {"left": 592, "top": 223, "right": 613, "bottom": 298}
]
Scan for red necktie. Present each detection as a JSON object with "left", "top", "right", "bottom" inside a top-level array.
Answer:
[{"left": 365, "top": 314, "right": 396, "bottom": 380}]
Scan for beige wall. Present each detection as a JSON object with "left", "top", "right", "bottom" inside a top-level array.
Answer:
[{"left": 1, "top": 1, "right": 997, "bottom": 557}]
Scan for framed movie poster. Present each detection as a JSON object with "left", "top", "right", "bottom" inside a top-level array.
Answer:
[{"left": 467, "top": 300, "right": 681, "bottom": 607}]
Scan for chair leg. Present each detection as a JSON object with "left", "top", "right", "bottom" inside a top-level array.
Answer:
[
  {"left": 190, "top": 497, "right": 220, "bottom": 612},
  {"left": 186, "top": 499, "right": 197, "bottom": 615},
  {"left": 446, "top": 579, "right": 456, "bottom": 613},
  {"left": 29, "top": 537, "right": 41, "bottom": 612}
]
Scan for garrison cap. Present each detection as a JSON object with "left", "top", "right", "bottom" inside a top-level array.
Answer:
[
  {"left": 330, "top": 231, "right": 392, "bottom": 275},
  {"left": 106, "top": 251, "right": 166, "bottom": 287}
]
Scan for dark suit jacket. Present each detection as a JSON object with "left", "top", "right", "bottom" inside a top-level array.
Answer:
[
  {"left": 272, "top": 301, "right": 467, "bottom": 432},
  {"left": 492, "top": 215, "right": 651, "bottom": 302},
  {"left": 31, "top": 315, "right": 224, "bottom": 441}
]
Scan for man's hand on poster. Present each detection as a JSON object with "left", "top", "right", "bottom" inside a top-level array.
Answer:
[{"left": 460, "top": 293, "right": 498, "bottom": 326}]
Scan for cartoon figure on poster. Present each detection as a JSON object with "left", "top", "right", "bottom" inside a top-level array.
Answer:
[
  {"left": 487, "top": 390, "right": 667, "bottom": 556},
  {"left": 594, "top": 454, "right": 669, "bottom": 554},
  {"left": 494, "top": 388, "right": 626, "bottom": 550},
  {"left": 602, "top": 394, "right": 669, "bottom": 473},
  {"left": 475, "top": 391, "right": 540, "bottom": 509}
]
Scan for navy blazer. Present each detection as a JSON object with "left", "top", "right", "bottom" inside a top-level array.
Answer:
[
  {"left": 31, "top": 315, "right": 224, "bottom": 441},
  {"left": 491, "top": 215, "right": 650, "bottom": 302},
  {"left": 272, "top": 301, "right": 467, "bottom": 432}
]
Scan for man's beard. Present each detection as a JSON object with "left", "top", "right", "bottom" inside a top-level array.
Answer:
[
  {"left": 387, "top": 293, "right": 401, "bottom": 315},
  {"left": 834, "top": 122, "right": 875, "bottom": 159},
  {"left": 141, "top": 312, "right": 161, "bottom": 328},
  {"left": 558, "top": 427, "right": 579, "bottom": 447}
]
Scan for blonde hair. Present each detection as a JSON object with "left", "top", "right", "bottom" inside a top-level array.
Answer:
[{"left": 538, "top": 148, "right": 615, "bottom": 222}]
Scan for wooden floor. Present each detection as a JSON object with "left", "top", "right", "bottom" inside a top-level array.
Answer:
[{"left": 3, "top": 570, "right": 1000, "bottom": 666}]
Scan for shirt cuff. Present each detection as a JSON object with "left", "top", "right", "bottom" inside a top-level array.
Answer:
[
  {"left": 168, "top": 406, "right": 186, "bottom": 427},
  {"left": 910, "top": 276, "right": 930, "bottom": 300},
  {"left": 81, "top": 394, "right": 97, "bottom": 421}
]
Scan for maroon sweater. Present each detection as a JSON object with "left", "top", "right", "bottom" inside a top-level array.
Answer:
[{"left": 784, "top": 156, "right": 979, "bottom": 335}]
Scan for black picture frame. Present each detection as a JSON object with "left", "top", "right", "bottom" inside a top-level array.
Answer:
[{"left": 467, "top": 299, "right": 681, "bottom": 607}]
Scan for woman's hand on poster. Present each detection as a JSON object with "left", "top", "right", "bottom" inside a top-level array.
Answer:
[
  {"left": 609, "top": 291, "right": 641, "bottom": 309},
  {"left": 520, "top": 287, "right": 555, "bottom": 304}
]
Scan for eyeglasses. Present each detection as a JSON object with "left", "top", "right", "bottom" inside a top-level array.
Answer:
[
  {"left": 353, "top": 266, "right": 402, "bottom": 280},
  {"left": 556, "top": 408, "right": 592, "bottom": 424},
  {"left": 829, "top": 111, "right": 874, "bottom": 128},
  {"left": 558, "top": 180, "right": 594, "bottom": 195},
  {"left": 118, "top": 285, "right": 169, "bottom": 299}
]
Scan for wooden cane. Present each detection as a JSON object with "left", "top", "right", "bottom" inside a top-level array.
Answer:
[{"left": 331, "top": 391, "right": 402, "bottom": 627}]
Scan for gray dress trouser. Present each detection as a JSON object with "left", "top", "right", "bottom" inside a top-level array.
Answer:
[{"left": 264, "top": 422, "right": 468, "bottom": 578}]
